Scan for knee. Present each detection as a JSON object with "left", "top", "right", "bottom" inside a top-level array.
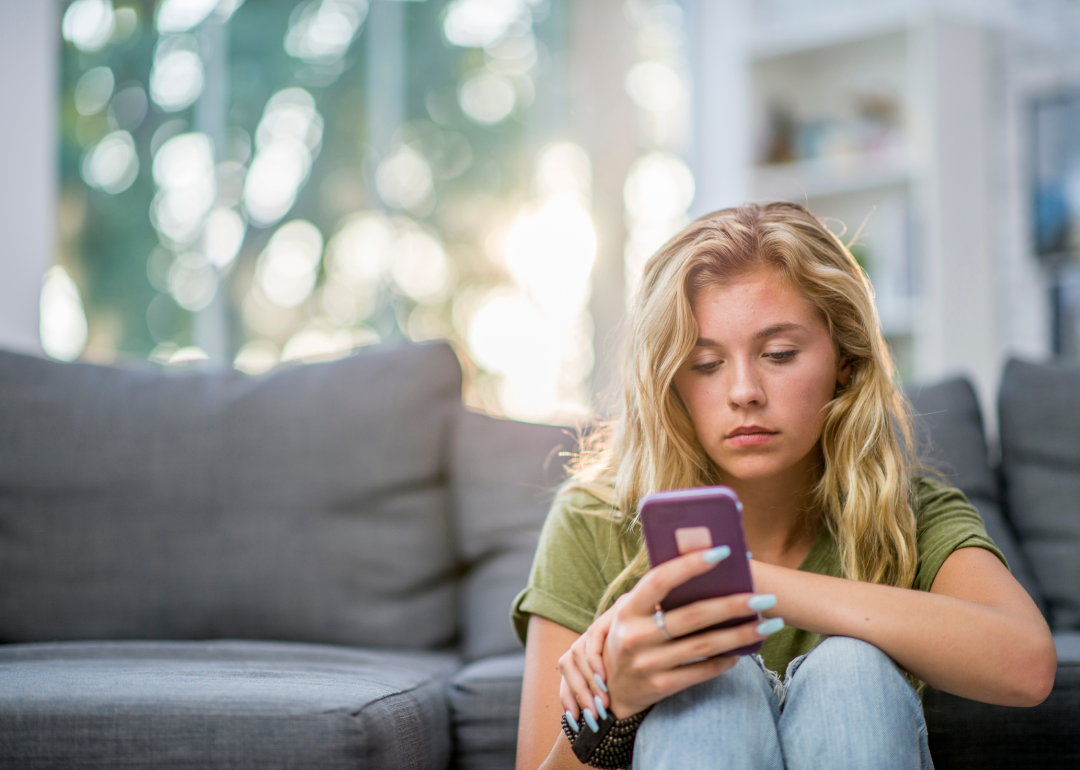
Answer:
[
  {"left": 794, "top": 636, "right": 906, "bottom": 690},
  {"left": 780, "top": 639, "right": 928, "bottom": 770},
  {"left": 634, "top": 658, "right": 782, "bottom": 768},
  {"left": 643, "top": 656, "right": 775, "bottom": 726}
]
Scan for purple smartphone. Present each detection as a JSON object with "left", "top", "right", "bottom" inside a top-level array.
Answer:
[{"left": 639, "top": 486, "right": 762, "bottom": 656}]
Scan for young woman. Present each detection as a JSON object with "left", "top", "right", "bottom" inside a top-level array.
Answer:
[{"left": 512, "top": 202, "right": 1056, "bottom": 770}]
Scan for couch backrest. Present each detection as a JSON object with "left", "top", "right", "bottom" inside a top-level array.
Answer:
[
  {"left": 450, "top": 410, "right": 572, "bottom": 661},
  {"left": 907, "top": 377, "right": 1045, "bottom": 615},
  {"left": 999, "top": 358, "right": 1080, "bottom": 629},
  {"left": 0, "top": 342, "right": 463, "bottom": 649}
]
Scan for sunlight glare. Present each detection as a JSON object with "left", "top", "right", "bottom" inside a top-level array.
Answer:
[{"left": 40, "top": 267, "right": 89, "bottom": 362}]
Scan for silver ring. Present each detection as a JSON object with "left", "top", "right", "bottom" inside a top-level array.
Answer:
[{"left": 653, "top": 608, "right": 672, "bottom": 641}]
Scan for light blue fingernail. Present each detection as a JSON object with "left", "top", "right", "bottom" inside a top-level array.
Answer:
[
  {"left": 583, "top": 708, "right": 599, "bottom": 732},
  {"left": 746, "top": 551, "right": 753, "bottom": 560},
  {"left": 736, "top": 501, "right": 744, "bottom": 511},
  {"left": 565, "top": 710, "right": 579, "bottom": 732},
  {"left": 748, "top": 594, "right": 777, "bottom": 611},
  {"left": 594, "top": 695, "right": 608, "bottom": 720},
  {"left": 703, "top": 545, "right": 731, "bottom": 563},
  {"left": 757, "top": 617, "right": 785, "bottom": 636},
  {"left": 593, "top": 673, "right": 608, "bottom": 693}
]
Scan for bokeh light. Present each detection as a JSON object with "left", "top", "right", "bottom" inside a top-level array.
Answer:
[
  {"left": 255, "top": 219, "right": 324, "bottom": 308},
  {"left": 156, "top": 0, "right": 220, "bottom": 34},
  {"left": 243, "top": 88, "right": 322, "bottom": 227},
  {"left": 62, "top": 0, "right": 115, "bottom": 53},
  {"left": 623, "top": 151, "right": 695, "bottom": 226},
  {"left": 150, "top": 36, "right": 205, "bottom": 112},
  {"left": 40, "top": 267, "right": 89, "bottom": 362},
  {"left": 203, "top": 207, "right": 246, "bottom": 268},
  {"left": 376, "top": 145, "right": 434, "bottom": 213},
  {"left": 442, "top": 0, "right": 526, "bottom": 48},
  {"left": 234, "top": 339, "right": 280, "bottom": 374},
  {"left": 536, "top": 141, "right": 592, "bottom": 199},
  {"left": 458, "top": 71, "right": 516, "bottom": 124},
  {"left": 503, "top": 193, "right": 596, "bottom": 314},
  {"left": 391, "top": 227, "right": 451, "bottom": 303},
  {"left": 625, "top": 60, "right": 683, "bottom": 113},
  {"left": 168, "top": 255, "right": 218, "bottom": 311},
  {"left": 151, "top": 132, "right": 216, "bottom": 244},
  {"left": 82, "top": 130, "right": 139, "bottom": 194},
  {"left": 280, "top": 321, "right": 371, "bottom": 364},
  {"left": 74, "top": 67, "right": 115, "bottom": 116},
  {"left": 326, "top": 211, "right": 393, "bottom": 289},
  {"left": 285, "top": 0, "right": 369, "bottom": 64}
]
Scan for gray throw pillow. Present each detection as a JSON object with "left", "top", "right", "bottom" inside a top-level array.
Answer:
[
  {"left": 907, "top": 377, "right": 1045, "bottom": 614},
  {"left": 0, "top": 342, "right": 462, "bottom": 648},
  {"left": 998, "top": 358, "right": 1080, "bottom": 629},
  {"left": 450, "top": 410, "right": 572, "bottom": 660}
]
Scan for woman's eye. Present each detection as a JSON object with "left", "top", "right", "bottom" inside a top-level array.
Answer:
[
  {"left": 691, "top": 360, "right": 721, "bottom": 373},
  {"left": 766, "top": 350, "right": 797, "bottom": 362}
]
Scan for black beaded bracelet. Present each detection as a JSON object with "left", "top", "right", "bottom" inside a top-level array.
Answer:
[{"left": 560, "top": 707, "right": 651, "bottom": 769}]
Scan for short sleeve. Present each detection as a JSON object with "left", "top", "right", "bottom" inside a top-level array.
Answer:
[
  {"left": 511, "top": 490, "right": 629, "bottom": 644},
  {"left": 913, "top": 476, "right": 1008, "bottom": 592}
]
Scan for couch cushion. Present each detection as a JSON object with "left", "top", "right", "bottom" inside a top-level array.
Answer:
[
  {"left": 450, "top": 412, "right": 572, "bottom": 661},
  {"left": 0, "top": 640, "right": 458, "bottom": 770},
  {"left": 907, "top": 377, "right": 1045, "bottom": 614},
  {"left": 0, "top": 342, "right": 462, "bottom": 648},
  {"left": 924, "top": 663, "right": 1080, "bottom": 770},
  {"left": 998, "top": 358, "right": 1080, "bottom": 629},
  {"left": 446, "top": 653, "right": 524, "bottom": 770}
]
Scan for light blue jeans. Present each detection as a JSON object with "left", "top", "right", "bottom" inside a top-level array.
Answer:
[{"left": 632, "top": 636, "right": 934, "bottom": 770}]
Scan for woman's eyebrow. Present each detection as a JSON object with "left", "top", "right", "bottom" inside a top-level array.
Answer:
[
  {"left": 753, "top": 322, "right": 807, "bottom": 340},
  {"left": 694, "top": 323, "right": 807, "bottom": 347}
]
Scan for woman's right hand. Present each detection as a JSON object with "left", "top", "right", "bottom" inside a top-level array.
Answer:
[{"left": 562, "top": 547, "right": 782, "bottom": 723}]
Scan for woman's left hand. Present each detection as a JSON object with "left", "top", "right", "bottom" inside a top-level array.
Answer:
[{"left": 557, "top": 597, "right": 624, "bottom": 721}]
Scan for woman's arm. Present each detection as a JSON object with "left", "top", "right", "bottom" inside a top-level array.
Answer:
[
  {"left": 752, "top": 547, "right": 1057, "bottom": 705},
  {"left": 516, "top": 615, "right": 590, "bottom": 770}
]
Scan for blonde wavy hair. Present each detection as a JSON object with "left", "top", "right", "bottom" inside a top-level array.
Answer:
[{"left": 564, "top": 201, "right": 919, "bottom": 613}]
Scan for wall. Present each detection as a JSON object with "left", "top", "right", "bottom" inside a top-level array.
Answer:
[{"left": 0, "top": 3, "right": 55, "bottom": 355}]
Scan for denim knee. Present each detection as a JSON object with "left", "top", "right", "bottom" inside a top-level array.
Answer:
[
  {"left": 791, "top": 637, "right": 909, "bottom": 687},
  {"left": 779, "top": 637, "right": 931, "bottom": 770},
  {"left": 632, "top": 656, "right": 783, "bottom": 770}
]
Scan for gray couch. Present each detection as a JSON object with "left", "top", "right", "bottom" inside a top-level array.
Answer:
[{"left": 0, "top": 341, "right": 1077, "bottom": 768}]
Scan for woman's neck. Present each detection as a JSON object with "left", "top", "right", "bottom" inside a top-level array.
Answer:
[{"left": 722, "top": 458, "right": 820, "bottom": 570}]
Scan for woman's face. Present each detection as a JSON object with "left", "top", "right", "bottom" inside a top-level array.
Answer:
[{"left": 672, "top": 268, "right": 848, "bottom": 486}]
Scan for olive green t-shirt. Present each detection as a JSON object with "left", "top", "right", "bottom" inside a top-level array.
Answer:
[{"left": 511, "top": 477, "right": 1007, "bottom": 676}]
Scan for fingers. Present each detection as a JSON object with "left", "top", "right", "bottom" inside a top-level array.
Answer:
[
  {"left": 643, "top": 616, "right": 784, "bottom": 671},
  {"left": 572, "top": 639, "right": 608, "bottom": 708},
  {"left": 625, "top": 546, "right": 733, "bottom": 614},
  {"left": 558, "top": 649, "right": 601, "bottom": 724},
  {"left": 661, "top": 592, "right": 774, "bottom": 638},
  {"left": 558, "top": 677, "right": 578, "bottom": 720},
  {"left": 586, "top": 603, "right": 616, "bottom": 683},
  {"left": 650, "top": 653, "right": 740, "bottom": 696}
]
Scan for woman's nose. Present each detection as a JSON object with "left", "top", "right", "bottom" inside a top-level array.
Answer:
[{"left": 727, "top": 360, "right": 765, "bottom": 408}]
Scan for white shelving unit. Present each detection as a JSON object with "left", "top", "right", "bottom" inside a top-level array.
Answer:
[{"left": 746, "top": 26, "right": 918, "bottom": 375}]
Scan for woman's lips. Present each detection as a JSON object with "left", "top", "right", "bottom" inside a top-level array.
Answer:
[{"left": 725, "top": 427, "right": 778, "bottom": 447}]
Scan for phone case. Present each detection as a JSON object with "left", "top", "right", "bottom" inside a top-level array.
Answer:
[{"left": 639, "top": 486, "right": 762, "bottom": 656}]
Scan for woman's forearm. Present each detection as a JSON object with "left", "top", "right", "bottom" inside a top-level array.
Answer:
[{"left": 752, "top": 559, "right": 1056, "bottom": 706}]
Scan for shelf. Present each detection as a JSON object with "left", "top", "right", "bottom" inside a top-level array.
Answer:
[
  {"left": 750, "top": 145, "right": 910, "bottom": 200},
  {"left": 749, "top": 12, "right": 908, "bottom": 62}
]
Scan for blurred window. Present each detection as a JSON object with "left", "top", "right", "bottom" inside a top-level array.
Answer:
[{"left": 57, "top": 0, "right": 604, "bottom": 422}]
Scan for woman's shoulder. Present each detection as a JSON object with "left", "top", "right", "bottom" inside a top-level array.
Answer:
[
  {"left": 545, "top": 485, "right": 628, "bottom": 540},
  {"left": 910, "top": 474, "right": 976, "bottom": 516},
  {"left": 909, "top": 473, "right": 1007, "bottom": 589}
]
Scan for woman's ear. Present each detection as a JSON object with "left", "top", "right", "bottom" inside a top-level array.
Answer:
[{"left": 837, "top": 359, "right": 853, "bottom": 387}]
